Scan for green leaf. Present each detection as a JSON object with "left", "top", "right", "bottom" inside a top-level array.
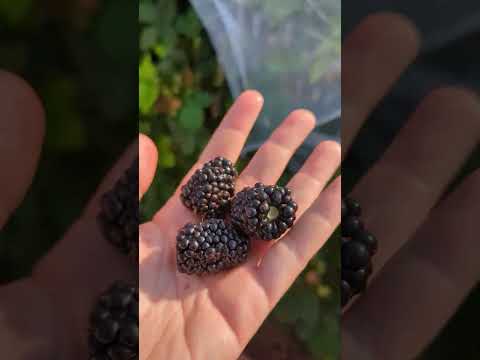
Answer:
[
  {"left": 178, "top": 102, "right": 203, "bottom": 131},
  {"left": 175, "top": 9, "right": 202, "bottom": 38},
  {"left": 139, "top": 121, "right": 151, "bottom": 134},
  {"left": 273, "top": 282, "right": 303, "bottom": 324},
  {"left": 139, "top": 55, "right": 159, "bottom": 114},
  {"left": 157, "top": 135, "right": 176, "bottom": 168},
  {"left": 139, "top": 1, "right": 157, "bottom": 24},
  {"left": 140, "top": 26, "right": 158, "bottom": 50},
  {"left": 153, "top": 44, "right": 168, "bottom": 59},
  {"left": 177, "top": 132, "right": 197, "bottom": 156},
  {"left": 190, "top": 91, "right": 212, "bottom": 108}
]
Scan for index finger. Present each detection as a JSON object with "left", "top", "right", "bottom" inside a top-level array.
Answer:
[{"left": 197, "top": 90, "right": 263, "bottom": 164}]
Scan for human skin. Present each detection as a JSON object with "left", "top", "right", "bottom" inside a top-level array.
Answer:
[
  {"left": 0, "top": 70, "right": 137, "bottom": 360},
  {"left": 139, "top": 91, "right": 341, "bottom": 360},
  {"left": 342, "top": 13, "right": 480, "bottom": 360}
]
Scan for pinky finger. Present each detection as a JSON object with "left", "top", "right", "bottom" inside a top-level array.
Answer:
[{"left": 252, "top": 176, "right": 341, "bottom": 305}]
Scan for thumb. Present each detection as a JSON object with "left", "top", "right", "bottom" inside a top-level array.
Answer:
[
  {"left": 0, "top": 71, "right": 45, "bottom": 228},
  {"left": 139, "top": 133, "right": 158, "bottom": 201}
]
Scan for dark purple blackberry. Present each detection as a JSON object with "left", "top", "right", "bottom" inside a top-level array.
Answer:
[
  {"left": 89, "top": 282, "right": 138, "bottom": 360},
  {"left": 98, "top": 160, "right": 139, "bottom": 264},
  {"left": 176, "top": 218, "right": 250, "bottom": 275},
  {"left": 230, "top": 183, "right": 297, "bottom": 240},
  {"left": 180, "top": 157, "right": 237, "bottom": 218},
  {"left": 341, "top": 197, "right": 377, "bottom": 307}
]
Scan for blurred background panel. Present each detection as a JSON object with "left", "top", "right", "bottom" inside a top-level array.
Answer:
[
  {"left": 139, "top": 1, "right": 340, "bottom": 359},
  {"left": 0, "top": 0, "right": 137, "bottom": 281},
  {"left": 342, "top": 1, "right": 480, "bottom": 358}
]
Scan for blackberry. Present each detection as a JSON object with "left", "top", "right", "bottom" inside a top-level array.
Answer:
[
  {"left": 98, "top": 160, "right": 139, "bottom": 263},
  {"left": 230, "top": 183, "right": 297, "bottom": 240},
  {"left": 180, "top": 157, "right": 237, "bottom": 218},
  {"left": 176, "top": 218, "right": 250, "bottom": 275},
  {"left": 89, "top": 282, "right": 138, "bottom": 360},
  {"left": 341, "top": 197, "right": 377, "bottom": 307}
]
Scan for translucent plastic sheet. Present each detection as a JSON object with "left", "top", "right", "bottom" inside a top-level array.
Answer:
[{"left": 190, "top": 0, "right": 341, "bottom": 167}]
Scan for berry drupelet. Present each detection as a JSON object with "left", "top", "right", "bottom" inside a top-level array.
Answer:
[
  {"left": 230, "top": 183, "right": 297, "bottom": 240},
  {"left": 341, "top": 197, "right": 377, "bottom": 307},
  {"left": 98, "top": 160, "right": 139, "bottom": 264},
  {"left": 180, "top": 157, "right": 238, "bottom": 218},
  {"left": 89, "top": 282, "right": 138, "bottom": 360},
  {"left": 176, "top": 218, "right": 250, "bottom": 275}
]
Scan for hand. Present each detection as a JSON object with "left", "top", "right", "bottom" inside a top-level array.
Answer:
[
  {"left": 342, "top": 14, "right": 480, "bottom": 359},
  {"left": 139, "top": 91, "right": 341, "bottom": 360},
  {"left": 0, "top": 70, "right": 137, "bottom": 359}
]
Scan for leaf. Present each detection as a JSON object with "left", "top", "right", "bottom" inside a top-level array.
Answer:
[
  {"left": 139, "top": 55, "right": 159, "bottom": 114},
  {"left": 190, "top": 91, "right": 212, "bottom": 108},
  {"left": 273, "top": 282, "right": 320, "bottom": 345},
  {"left": 140, "top": 26, "right": 158, "bottom": 50},
  {"left": 176, "top": 132, "right": 197, "bottom": 156},
  {"left": 157, "top": 135, "right": 176, "bottom": 168},
  {"left": 294, "top": 287, "right": 320, "bottom": 340},
  {"left": 139, "top": 121, "right": 151, "bottom": 134},
  {"left": 178, "top": 102, "right": 203, "bottom": 131},
  {"left": 175, "top": 9, "right": 202, "bottom": 38},
  {"left": 139, "top": 1, "right": 157, "bottom": 24},
  {"left": 153, "top": 44, "right": 168, "bottom": 59}
]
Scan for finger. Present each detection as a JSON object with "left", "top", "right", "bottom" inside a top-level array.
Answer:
[
  {"left": 152, "top": 90, "right": 263, "bottom": 223},
  {"left": 252, "top": 176, "right": 341, "bottom": 305},
  {"left": 238, "top": 109, "right": 316, "bottom": 186},
  {"left": 287, "top": 140, "right": 341, "bottom": 216},
  {"left": 251, "top": 141, "right": 341, "bottom": 263},
  {"left": 342, "top": 13, "right": 420, "bottom": 156},
  {"left": 83, "top": 139, "right": 138, "bottom": 217},
  {"left": 204, "top": 177, "right": 340, "bottom": 348},
  {"left": 352, "top": 88, "right": 480, "bottom": 278},
  {"left": 248, "top": 140, "right": 340, "bottom": 259},
  {"left": 198, "top": 90, "right": 263, "bottom": 163},
  {"left": 139, "top": 133, "right": 158, "bottom": 200},
  {"left": 0, "top": 71, "right": 44, "bottom": 228},
  {"left": 343, "top": 169, "right": 480, "bottom": 360}
]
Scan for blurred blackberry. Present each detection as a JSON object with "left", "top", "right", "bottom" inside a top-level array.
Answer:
[
  {"left": 176, "top": 218, "right": 250, "bottom": 275},
  {"left": 341, "top": 197, "right": 377, "bottom": 307},
  {"left": 98, "top": 160, "right": 139, "bottom": 262},
  {"left": 181, "top": 157, "right": 237, "bottom": 218},
  {"left": 89, "top": 282, "right": 138, "bottom": 360},
  {"left": 231, "top": 183, "right": 297, "bottom": 240}
]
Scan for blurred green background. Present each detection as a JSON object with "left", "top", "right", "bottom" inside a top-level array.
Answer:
[
  {"left": 139, "top": 0, "right": 340, "bottom": 359},
  {"left": 0, "top": 0, "right": 137, "bottom": 281},
  {"left": 1, "top": 0, "right": 477, "bottom": 359}
]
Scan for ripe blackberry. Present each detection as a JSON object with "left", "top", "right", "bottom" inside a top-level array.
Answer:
[
  {"left": 98, "top": 160, "right": 139, "bottom": 263},
  {"left": 230, "top": 183, "right": 297, "bottom": 240},
  {"left": 181, "top": 157, "right": 237, "bottom": 218},
  {"left": 176, "top": 218, "right": 250, "bottom": 275},
  {"left": 89, "top": 282, "right": 138, "bottom": 360},
  {"left": 341, "top": 197, "right": 377, "bottom": 307}
]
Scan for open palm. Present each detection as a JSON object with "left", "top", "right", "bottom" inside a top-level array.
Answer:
[
  {"left": 341, "top": 13, "right": 480, "bottom": 359},
  {"left": 139, "top": 91, "right": 341, "bottom": 360},
  {"left": 0, "top": 70, "right": 137, "bottom": 360}
]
